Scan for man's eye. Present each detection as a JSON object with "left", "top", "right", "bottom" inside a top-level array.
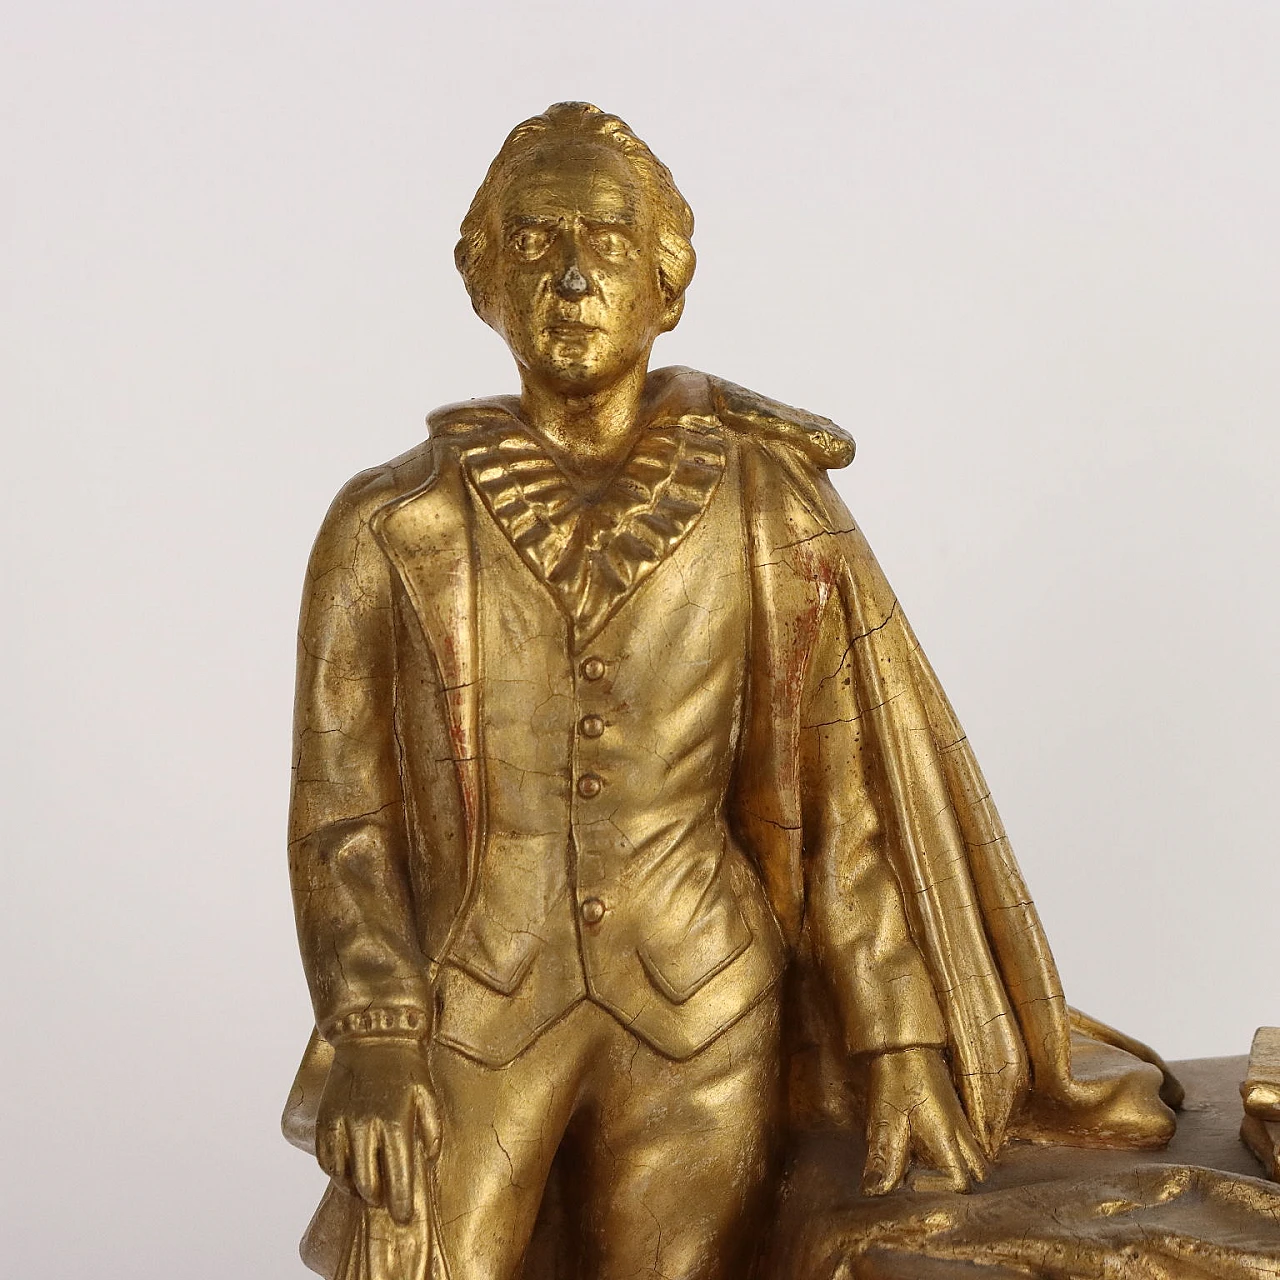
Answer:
[
  {"left": 590, "top": 229, "right": 630, "bottom": 258},
  {"left": 510, "top": 228, "right": 552, "bottom": 259}
]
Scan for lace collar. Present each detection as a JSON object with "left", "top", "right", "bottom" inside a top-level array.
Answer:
[{"left": 459, "top": 418, "right": 727, "bottom": 650}]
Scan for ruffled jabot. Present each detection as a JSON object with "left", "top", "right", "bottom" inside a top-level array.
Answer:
[{"left": 459, "top": 420, "right": 727, "bottom": 649}]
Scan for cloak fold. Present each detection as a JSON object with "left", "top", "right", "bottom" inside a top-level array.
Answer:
[{"left": 727, "top": 390, "right": 1176, "bottom": 1155}]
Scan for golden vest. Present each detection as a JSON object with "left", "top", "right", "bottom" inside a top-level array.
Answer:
[{"left": 434, "top": 420, "right": 785, "bottom": 1066}]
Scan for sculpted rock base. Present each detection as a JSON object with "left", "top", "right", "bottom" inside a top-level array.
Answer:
[{"left": 763, "top": 1055, "right": 1279, "bottom": 1280}]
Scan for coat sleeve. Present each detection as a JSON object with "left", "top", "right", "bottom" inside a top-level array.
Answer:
[
  {"left": 798, "top": 582, "right": 949, "bottom": 1057},
  {"left": 287, "top": 470, "right": 431, "bottom": 1035}
]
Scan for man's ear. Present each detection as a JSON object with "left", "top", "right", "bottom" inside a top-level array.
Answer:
[{"left": 659, "top": 294, "right": 686, "bottom": 333}]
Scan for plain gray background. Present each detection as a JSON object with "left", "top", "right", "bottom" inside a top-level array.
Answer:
[{"left": 4, "top": 2, "right": 1278, "bottom": 1275}]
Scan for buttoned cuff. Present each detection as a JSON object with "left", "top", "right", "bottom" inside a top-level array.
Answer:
[{"left": 322, "top": 1004, "right": 432, "bottom": 1047}]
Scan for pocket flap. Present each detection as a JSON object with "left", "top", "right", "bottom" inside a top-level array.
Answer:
[
  {"left": 446, "top": 911, "right": 541, "bottom": 996},
  {"left": 638, "top": 892, "right": 752, "bottom": 1004}
]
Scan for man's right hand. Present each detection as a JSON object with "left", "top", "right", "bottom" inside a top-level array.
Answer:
[{"left": 315, "top": 1040, "right": 443, "bottom": 1225}]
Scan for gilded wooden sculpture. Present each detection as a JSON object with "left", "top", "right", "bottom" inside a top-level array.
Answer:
[{"left": 281, "top": 103, "right": 1280, "bottom": 1279}]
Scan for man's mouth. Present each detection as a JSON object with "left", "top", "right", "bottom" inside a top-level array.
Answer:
[{"left": 546, "top": 320, "right": 598, "bottom": 339}]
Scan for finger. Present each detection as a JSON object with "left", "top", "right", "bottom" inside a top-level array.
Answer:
[
  {"left": 862, "top": 1109, "right": 910, "bottom": 1196},
  {"left": 957, "top": 1126, "right": 989, "bottom": 1185},
  {"left": 350, "top": 1121, "right": 383, "bottom": 1207},
  {"left": 921, "top": 1108, "right": 988, "bottom": 1192},
  {"left": 925, "top": 1130, "right": 975, "bottom": 1194},
  {"left": 938, "top": 1154, "right": 973, "bottom": 1193},
  {"left": 317, "top": 1120, "right": 352, "bottom": 1189},
  {"left": 413, "top": 1084, "right": 442, "bottom": 1162},
  {"left": 916, "top": 1116, "right": 972, "bottom": 1192},
  {"left": 381, "top": 1122, "right": 415, "bottom": 1226}
]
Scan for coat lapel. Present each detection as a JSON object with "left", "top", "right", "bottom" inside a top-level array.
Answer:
[{"left": 372, "top": 445, "right": 481, "bottom": 853}]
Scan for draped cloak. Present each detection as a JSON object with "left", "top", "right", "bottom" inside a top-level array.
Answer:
[{"left": 283, "top": 366, "right": 1178, "bottom": 1277}]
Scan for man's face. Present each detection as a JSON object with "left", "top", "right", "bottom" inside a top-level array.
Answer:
[{"left": 485, "top": 141, "right": 670, "bottom": 394}]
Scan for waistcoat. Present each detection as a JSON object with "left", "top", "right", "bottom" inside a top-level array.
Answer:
[{"left": 432, "top": 419, "right": 786, "bottom": 1066}]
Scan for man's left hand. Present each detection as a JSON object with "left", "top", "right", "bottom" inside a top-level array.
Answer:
[{"left": 861, "top": 1046, "right": 988, "bottom": 1196}]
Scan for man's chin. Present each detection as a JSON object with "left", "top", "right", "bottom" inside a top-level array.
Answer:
[{"left": 526, "top": 352, "right": 632, "bottom": 395}]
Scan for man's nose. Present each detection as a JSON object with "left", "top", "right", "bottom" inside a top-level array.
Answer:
[
  {"left": 552, "top": 234, "right": 591, "bottom": 300},
  {"left": 556, "top": 263, "right": 590, "bottom": 298}
]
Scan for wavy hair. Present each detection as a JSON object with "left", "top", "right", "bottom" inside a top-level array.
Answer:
[{"left": 455, "top": 102, "right": 696, "bottom": 329}]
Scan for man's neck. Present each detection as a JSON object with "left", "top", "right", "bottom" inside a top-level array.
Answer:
[{"left": 519, "top": 363, "right": 652, "bottom": 493}]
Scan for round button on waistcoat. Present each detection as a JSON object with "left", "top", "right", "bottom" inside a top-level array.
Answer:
[
  {"left": 580, "top": 656, "right": 606, "bottom": 681},
  {"left": 577, "top": 773, "right": 603, "bottom": 798},
  {"left": 580, "top": 897, "right": 606, "bottom": 925},
  {"left": 579, "top": 714, "right": 605, "bottom": 738}
]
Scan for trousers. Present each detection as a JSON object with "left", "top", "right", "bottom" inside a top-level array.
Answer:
[{"left": 427, "top": 993, "right": 783, "bottom": 1280}]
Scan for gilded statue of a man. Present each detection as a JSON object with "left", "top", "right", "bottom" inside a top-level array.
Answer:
[{"left": 283, "top": 103, "right": 1178, "bottom": 1280}]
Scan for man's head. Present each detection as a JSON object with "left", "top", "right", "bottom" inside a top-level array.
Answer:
[{"left": 456, "top": 103, "right": 695, "bottom": 394}]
